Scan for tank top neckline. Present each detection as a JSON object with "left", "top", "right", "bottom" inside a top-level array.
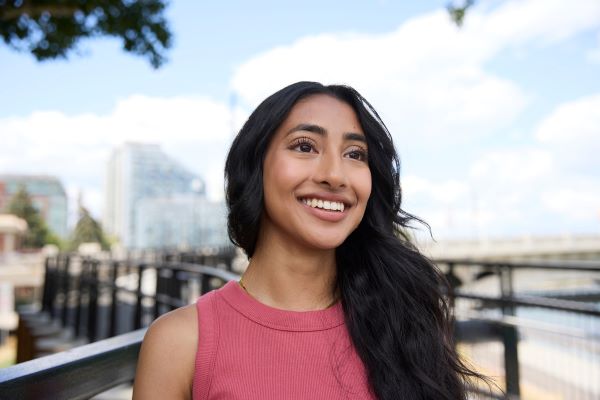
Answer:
[{"left": 218, "top": 280, "right": 345, "bottom": 332}]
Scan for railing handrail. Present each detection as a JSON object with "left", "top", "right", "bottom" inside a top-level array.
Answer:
[
  {"left": 81, "top": 263, "right": 239, "bottom": 297},
  {"left": 435, "top": 258, "right": 600, "bottom": 271},
  {"left": 453, "top": 290, "right": 600, "bottom": 316},
  {"left": 0, "top": 329, "right": 146, "bottom": 400}
]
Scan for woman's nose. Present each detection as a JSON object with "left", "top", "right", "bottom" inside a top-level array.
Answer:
[{"left": 313, "top": 152, "right": 347, "bottom": 189}]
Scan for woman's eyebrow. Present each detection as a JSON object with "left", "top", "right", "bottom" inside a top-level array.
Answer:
[
  {"left": 344, "top": 132, "right": 367, "bottom": 143},
  {"left": 286, "top": 123, "right": 367, "bottom": 143},
  {"left": 286, "top": 123, "right": 326, "bottom": 136}
]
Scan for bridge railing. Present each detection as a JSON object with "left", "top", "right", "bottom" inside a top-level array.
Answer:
[
  {"left": 438, "top": 258, "right": 600, "bottom": 400},
  {"left": 0, "top": 329, "right": 145, "bottom": 400},
  {"left": 3, "top": 249, "right": 238, "bottom": 400},
  {"left": 1, "top": 256, "right": 599, "bottom": 399},
  {"left": 15, "top": 249, "right": 237, "bottom": 362}
]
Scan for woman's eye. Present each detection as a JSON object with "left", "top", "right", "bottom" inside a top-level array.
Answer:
[
  {"left": 290, "top": 137, "right": 316, "bottom": 153},
  {"left": 346, "top": 149, "right": 368, "bottom": 161},
  {"left": 298, "top": 143, "right": 313, "bottom": 152}
]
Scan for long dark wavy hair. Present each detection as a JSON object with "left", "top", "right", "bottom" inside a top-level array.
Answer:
[{"left": 225, "top": 81, "right": 483, "bottom": 399}]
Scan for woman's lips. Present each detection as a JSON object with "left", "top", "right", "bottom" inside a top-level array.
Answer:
[{"left": 298, "top": 199, "right": 347, "bottom": 222}]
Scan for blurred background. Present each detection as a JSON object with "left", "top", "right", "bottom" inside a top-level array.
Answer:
[{"left": 0, "top": 1, "right": 599, "bottom": 399}]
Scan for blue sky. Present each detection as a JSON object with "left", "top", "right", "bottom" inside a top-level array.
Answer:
[{"left": 1, "top": 0, "right": 599, "bottom": 240}]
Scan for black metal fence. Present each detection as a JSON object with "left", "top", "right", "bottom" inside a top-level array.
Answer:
[
  {"left": 14, "top": 249, "right": 238, "bottom": 363},
  {"left": 2, "top": 249, "right": 239, "bottom": 400},
  {"left": 440, "top": 259, "right": 600, "bottom": 400},
  {"left": 1, "top": 255, "right": 599, "bottom": 400}
]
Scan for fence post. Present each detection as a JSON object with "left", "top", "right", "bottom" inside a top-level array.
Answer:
[
  {"left": 74, "top": 258, "right": 87, "bottom": 338},
  {"left": 153, "top": 266, "right": 163, "bottom": 319},
  {"left": 503, "top": 323, "right": 521, "bottom": 398},
  {"left": 41, "top": 256, "right": 53, "bottom": 314},
  {"left": 50, "top": 254, "right": 65, "bottom": 319},
  {"left": 109, "top": 261, "right": 119, "bottom": 337},
  {"left": 167, "top": 269, "right": 182, "bottom": 311},
  {"left": 134, "top": 264, "right": 146, "bottom": 330},
  {"left": 200, "top": 273, "right": 211, "bottom": 296},
  {"left": 499, "top": 264, "right": 520, "bottom": 398},
  {"left": 60, "top": 256, "right": 72, "bottom": 327},
  {"left": 446, "top": 262, "right": 457, "bottom": 309},
  {"left": 87, "top": 259, "right": 99, "bottom": 343}
]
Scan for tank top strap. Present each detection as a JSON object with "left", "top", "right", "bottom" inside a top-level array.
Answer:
[{"left": 192, "top": 289, "right": 219, "bottom": 400}]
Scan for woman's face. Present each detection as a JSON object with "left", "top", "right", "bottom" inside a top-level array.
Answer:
[{"left": 261, "top": 94, "right": 372, "bottom": 251}]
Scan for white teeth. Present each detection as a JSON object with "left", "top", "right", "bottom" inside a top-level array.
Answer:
[{"left": 301, "top": 198, "right": 345, "bottom": 212}]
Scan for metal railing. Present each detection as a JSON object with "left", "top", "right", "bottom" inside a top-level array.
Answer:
[
  {"left": 439, "top": 258, "right": 600, "bottom": 399},
  {"left": 1, "top": 255, "right": 598, "bottom": 399},
  {"left": 0, "top": 329, "right": 145, "bottom": 400},
  {"left": 2, "top": 249, "right": 238, "bottom": 399}
]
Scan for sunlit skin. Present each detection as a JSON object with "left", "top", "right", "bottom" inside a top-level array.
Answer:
[{"left": 241, "top": 94, "right": 372, "bottom": 311}]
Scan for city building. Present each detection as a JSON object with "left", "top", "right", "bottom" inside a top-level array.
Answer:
[
  {"left": 0, "top": 175, "right": 68, "bottom": 239},
  {"left": 104, "top": 142, "right": 229, "bottom": 249},
  {"left": 134, "top": 195, "right": 228, "bottom": 249}
]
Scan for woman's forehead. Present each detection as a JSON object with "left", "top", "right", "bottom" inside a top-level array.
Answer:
[{"left": 278, "top": 94, "right": 363, "bottom": 135}]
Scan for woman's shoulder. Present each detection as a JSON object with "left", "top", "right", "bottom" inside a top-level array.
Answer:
[
  {"left": 143, "top": 303, "right": 199, "bottom": 361},
  {"left": 133, "top": 304, "right": 198, "bottom": 399},
  {"left": 147, "top": 303, "right": 199, "bottom": 341}
]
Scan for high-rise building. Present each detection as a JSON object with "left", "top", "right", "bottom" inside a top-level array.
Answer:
[
  {"left": 134, "top": 195, "right": 228, "bottom": 249},
  {"left": 0, "top": 175, "right": 68, "bottom": 239},
  {"left": 104, "top": 142, "right": 228, "bottom": 249}
]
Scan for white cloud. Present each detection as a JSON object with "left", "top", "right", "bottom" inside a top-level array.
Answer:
[
  {"left": 402, "top": 175, "right": 479, "bottom": 239},
  {"left": 469, "top": 148, "right": 554, "bottom": 184},
  {"left": 535, "top": 93, "right": 600, "bottom": 174},
  {"left": 404, "top": 149, "right": 554, "bottom": 239},
  {"left": 403, "top": 175, "right": 469, "bottom": 204},
  {"left": 228, "top": 0, "right": 600, "bottom": 239},
  {"left": 230, "top": 0, "right": 599, "bottom": 146},
  {"left": 535, "top": 93, "right": 600, "bottom": 145},
  {"left": 0, "top": 95, "right": 238, "bottom": 222},
  {"left": 407, "top": 139, "right": 600, "bottom": 239},
  {"left": 542, "top": 186, "right": 600, "bottom": 221},
  {"left": 231, "top": 12, "right": 527, "bottom": 143},
  {"left": 474, "top": 0, "right": 600, "bottom": 47}
]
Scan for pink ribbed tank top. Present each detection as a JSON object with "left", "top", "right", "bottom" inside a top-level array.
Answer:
[{"left": 192, "top": 280, "right": 376, "bottom": 400}]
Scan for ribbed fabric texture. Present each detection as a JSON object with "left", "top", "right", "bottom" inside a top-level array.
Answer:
[{"left": 192, "top": 280, "right": 376, "bottom": 400}]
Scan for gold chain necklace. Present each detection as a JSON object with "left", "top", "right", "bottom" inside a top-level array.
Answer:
[{"left": 238, "top": 276, "right": 339, "bottom": 309}]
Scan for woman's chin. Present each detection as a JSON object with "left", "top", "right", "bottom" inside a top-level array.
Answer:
[{"left": 301, "top": 235, "right": 348, "bottom": 251}]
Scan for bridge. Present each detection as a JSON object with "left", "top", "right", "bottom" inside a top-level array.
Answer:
[{"left": 419, "top": 234, "right": 600, "bottom": 261}]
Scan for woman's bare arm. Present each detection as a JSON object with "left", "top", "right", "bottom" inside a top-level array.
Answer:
[{"left": 133, "top": 304, "right": 198, "bottom": 400}]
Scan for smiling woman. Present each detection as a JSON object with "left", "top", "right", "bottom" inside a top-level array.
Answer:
[{"left": 132, "top": 82, "right": 485, "bottom": 400}]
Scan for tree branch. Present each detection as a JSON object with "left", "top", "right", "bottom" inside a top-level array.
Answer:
[{"left": 0, "top": 2, "right": 81, "bottom": 21}]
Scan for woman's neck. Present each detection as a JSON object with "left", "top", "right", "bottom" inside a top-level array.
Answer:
[{"left": 240, "top": 232, "right": 339, "bottom": 311}]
